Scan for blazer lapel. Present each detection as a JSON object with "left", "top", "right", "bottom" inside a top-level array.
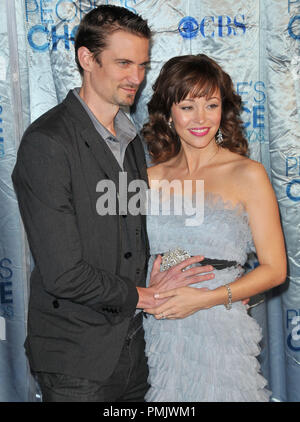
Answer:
[
  {"left": 81, "top": 126, "right": 122, "bottom": 187},
  {"left": 130, "top": 136, "right": 149, "bottom": 187},
  {"left": 63, "top": 90, "right": 149, "bottom": 190},
  {"left": 63, "top": 90, "right": 122, "bottom": 186}
]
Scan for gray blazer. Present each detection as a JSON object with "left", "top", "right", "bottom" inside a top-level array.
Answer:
[{"left": 12, "top": 91, "right": 149, "bottom": 381}]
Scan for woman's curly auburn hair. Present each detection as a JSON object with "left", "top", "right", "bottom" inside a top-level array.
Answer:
[{"left": 142, "top": 54, "right": 248, "bottom": 163}]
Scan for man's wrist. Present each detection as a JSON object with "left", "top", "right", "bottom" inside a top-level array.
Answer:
[{"left": 136, "top": 286, "right": 156, "bottom": 309}]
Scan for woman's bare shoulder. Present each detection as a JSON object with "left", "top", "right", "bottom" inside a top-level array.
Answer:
[
  {"left": 218, "top": 148, "right": 266, "bottom": 178},
  {"left": 232, "top": 157, "right": 275, "bottom": 206},
  {"left": 218, "top": 151, "right": 271, "bottom": 204},
  {"left": 234, "top": 156, "right": 269, "bottom": 184}
]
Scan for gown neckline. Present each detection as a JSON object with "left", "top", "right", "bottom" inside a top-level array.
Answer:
[{"left": 146, "top": 189, "right": 248, "bottom": 218}]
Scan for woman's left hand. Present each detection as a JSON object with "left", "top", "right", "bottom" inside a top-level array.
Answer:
[{"left": 144, "top": 286, "right": 211, "bottom": 319}]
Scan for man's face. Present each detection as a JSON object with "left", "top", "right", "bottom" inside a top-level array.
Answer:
[{"left": 87, "top": 30, "right": 150, "bottom": 107}]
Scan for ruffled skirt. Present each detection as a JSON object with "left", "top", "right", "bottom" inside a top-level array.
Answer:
[{"left": 144, "top": 288, "right": 271, "bottom": 402}]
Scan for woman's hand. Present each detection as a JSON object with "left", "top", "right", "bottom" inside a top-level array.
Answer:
[{"left": 144, "top": 286, "right": 212, "bottom": 319}]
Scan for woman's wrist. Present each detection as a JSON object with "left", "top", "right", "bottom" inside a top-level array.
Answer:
[{"left": 204, "top": 286, "right": 228, "bottom": 309}]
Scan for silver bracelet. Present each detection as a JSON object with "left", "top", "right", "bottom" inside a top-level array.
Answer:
[{"left": 224, "top": 284, "right": 232, "bottom": 310}]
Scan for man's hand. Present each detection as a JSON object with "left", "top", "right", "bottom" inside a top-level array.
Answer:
[{"left": 137, "top": 255, "right": 214, "bottom": 309}]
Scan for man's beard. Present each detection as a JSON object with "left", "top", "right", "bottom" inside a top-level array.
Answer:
[{"left": 116, "top": 84, "right": 139, "bottom": 107}]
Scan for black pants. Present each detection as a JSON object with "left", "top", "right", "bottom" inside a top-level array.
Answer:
[{"left": 35, "top": 314, "right": 149, "bottom": 402}]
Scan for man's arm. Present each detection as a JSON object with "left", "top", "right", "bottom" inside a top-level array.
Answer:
[{"left": 12, "top": 131, "right": 138, "bottom": 320}]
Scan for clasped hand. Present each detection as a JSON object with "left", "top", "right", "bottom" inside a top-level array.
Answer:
[{"left": 144, "top": 254, "right": 214, "bottom": 319}]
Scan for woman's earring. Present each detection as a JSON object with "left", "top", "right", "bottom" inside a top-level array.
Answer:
[
  {"left": 168, "top": 120, "right": 172, "bottom": 128},
  {"left": 216, "top": 128, "right": 223, "bottom": 145}
]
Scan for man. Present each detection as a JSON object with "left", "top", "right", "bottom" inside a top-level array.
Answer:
[{"left": 12, "top": 5, "right": 211, "bottom": 402}]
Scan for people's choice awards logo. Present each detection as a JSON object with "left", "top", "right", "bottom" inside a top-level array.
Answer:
[
  {"left": 291, "top": 55, "right": 300, "bottom": 81},
  {"left": 292, "top": 316, "right": 300, "bottom": 341},
  {"left": 26, "top": 0, "right": 137, "bottom": 52},
  {"left": 287, "top": 311, "right": 300, "bottom": 352}
]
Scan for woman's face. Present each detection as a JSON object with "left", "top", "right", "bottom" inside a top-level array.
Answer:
[{"left": 170, "top": 88, "right": 222, "bottom": 151}]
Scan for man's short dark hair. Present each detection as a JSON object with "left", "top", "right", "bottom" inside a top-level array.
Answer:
[{"left": 75, "top": 5, "right": 151, "bottom": 75}]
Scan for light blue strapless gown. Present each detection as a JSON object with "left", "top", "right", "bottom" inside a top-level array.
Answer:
[{"left": 143, "top": 192, "right": 271, "bottom": 402}]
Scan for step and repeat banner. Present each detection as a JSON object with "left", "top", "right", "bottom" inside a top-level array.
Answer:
[{"left": 0, "top": 0, "right": 299, "bottom": 401}]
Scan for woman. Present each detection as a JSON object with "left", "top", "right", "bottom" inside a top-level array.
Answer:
[{"left": 141, "top": 54, "right": 286, "bottom": 402}]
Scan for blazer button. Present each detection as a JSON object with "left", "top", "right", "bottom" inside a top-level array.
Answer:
[
  {"left": 124, "top": 252, "right": 132, "bottom": 259},
  {"left": 52, "top": 300, "right": 59, "bottom": 309}
]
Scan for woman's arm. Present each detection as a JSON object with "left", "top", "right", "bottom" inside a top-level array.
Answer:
[{"left": 145, "top": 161, "right": 287, "bottom": 319}]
